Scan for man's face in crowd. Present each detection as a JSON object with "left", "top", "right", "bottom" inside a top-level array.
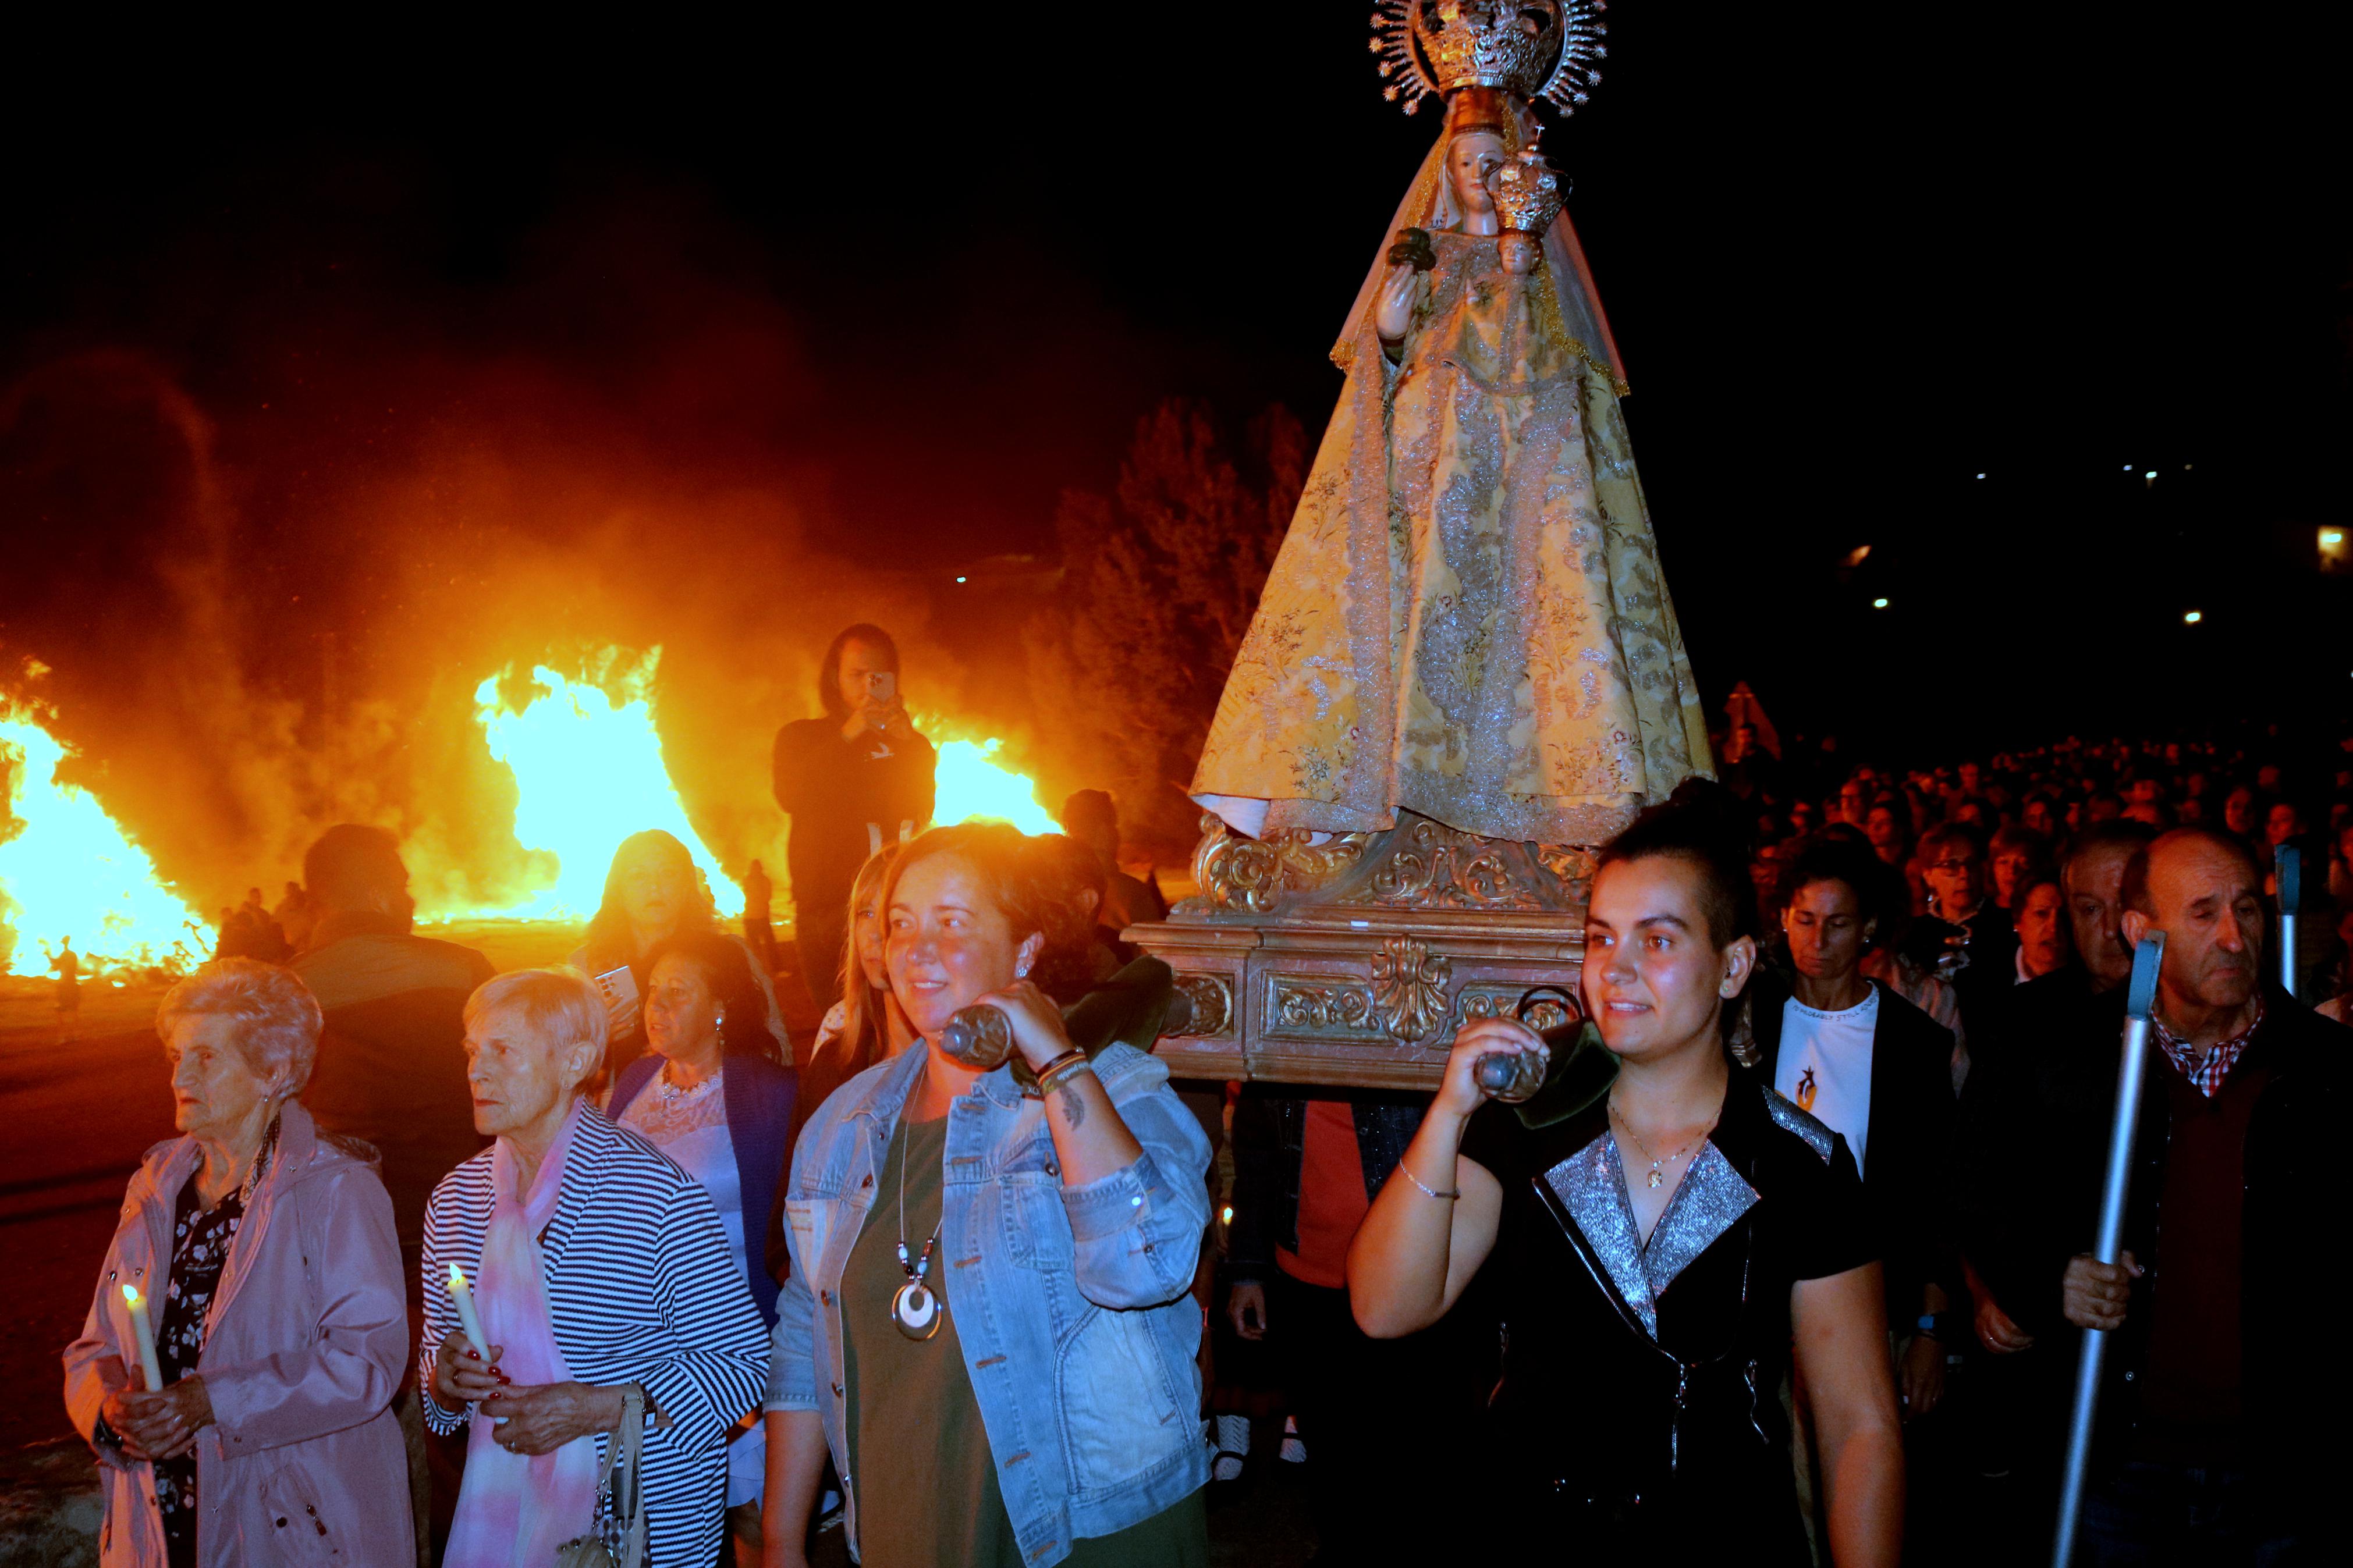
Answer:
[
  {"left": 2015, "top": 883, "right": 2070, "bottom": 979},
  {"left": 2123, "top": 837, "right": 2263, "bottom": 1018},
  {"left": 1923, "top": 842, "right": 1982, "bottom": 917},
  {"left": 2265, "top": 802, "right": 2302, "bottom": 847},
  {"left": 1864, "top": 805, "right": 1903, "bottom": 850},
  {"left": 1839, "top": 782, "right": 1868, "bottom": 825},
  {"left": 2064, "top": 843, "right": 2138, "bottom": 990},
  {"left": 1958, "top": 762, "right": 1982, "bottom": 795},
  {"left": 2022, "top": 798, "right": 2056, "bottom": 835}
]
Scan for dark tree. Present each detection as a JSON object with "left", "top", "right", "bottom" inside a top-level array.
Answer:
[{"left": 1027, "top": 399, "right": 1305, "bottom": 852}]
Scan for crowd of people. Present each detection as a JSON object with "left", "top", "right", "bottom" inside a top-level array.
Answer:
[{"left": 58, "top": 624, "right": 2350, "bottom": 1567}]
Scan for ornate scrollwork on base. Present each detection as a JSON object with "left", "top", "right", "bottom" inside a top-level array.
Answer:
[
  {"left": 1270, "top": 980, "right": 1382, "bottom": 1037},
  {"left": 1169, "top": 974, "right": 1233, "bottom": 1038},
  {"left": 1188, "top": 813, "right": 1375, "bottom": 916},
  {"left": 1455, "top": 986, "right": 1578, "bottom": 1034},
  {"left": 1333, "top": 812, "right": 1591, "bottom": 913},
  {"left": 1534, "top": 843, "right": 1597, "bottom": 891},
  {"left": 1369, "top": 934, "right": 1452, "bottom": 1042}
]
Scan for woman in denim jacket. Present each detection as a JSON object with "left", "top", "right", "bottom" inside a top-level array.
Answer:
[{"left": 761, "top": 824, "right": 1211, "bottom": 1568}]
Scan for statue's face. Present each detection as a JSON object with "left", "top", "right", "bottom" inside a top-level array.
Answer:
[{"left": 1447, "top": 132, "right": 1506, "bottom": 217}]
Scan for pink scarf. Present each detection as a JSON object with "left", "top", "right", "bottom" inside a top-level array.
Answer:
[{"left": 443, "top": 1100, "right": 603, "bottom": 1568}]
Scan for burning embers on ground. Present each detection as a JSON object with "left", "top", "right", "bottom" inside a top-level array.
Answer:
[{"left": 0, "top": 649, "right": 1053, "bottom": 977}]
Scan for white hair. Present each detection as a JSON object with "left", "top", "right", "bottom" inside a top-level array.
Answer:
[
  {"left": 155, "top": 959, "right": 324, "bottom": 1099},
  {"left": 463, "top": 967, "right": 609, "bottom": 1090}
]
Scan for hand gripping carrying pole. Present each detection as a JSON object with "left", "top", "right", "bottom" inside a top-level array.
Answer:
[
  {"left": 2051, "top": 933, "right": 2165, "bottom": 1568},
  {"left": 2276, "top": 845, "right": 2301, "bottom": 1001}
]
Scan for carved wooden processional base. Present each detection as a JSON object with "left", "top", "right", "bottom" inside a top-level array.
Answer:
[{"left": 1125, "top": 810, "right": 1591, "bottom": 1090}]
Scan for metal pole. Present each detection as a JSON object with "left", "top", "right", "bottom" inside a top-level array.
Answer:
[
  {"left": 2276, "top": 845, "right": 2301, "bottom": 1002},
  {"left": 2052, "top": 933, "right": 2166, "bottom": 1568}
]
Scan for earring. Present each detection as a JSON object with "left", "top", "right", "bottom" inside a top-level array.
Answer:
[
  {"left": 716, "top": 1008, "right": 727, "bottom": 1029},
  {"left": 1015, "top": 961, "right": 1031, "bottom": 979}
]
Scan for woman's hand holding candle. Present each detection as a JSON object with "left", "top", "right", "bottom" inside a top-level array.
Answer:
[
  {"left": 106, "top": 1379, "right": 213, "bottom": 1462},
  {"left": 432, "top": 1328, "right": 507, "bottom": 1409}
]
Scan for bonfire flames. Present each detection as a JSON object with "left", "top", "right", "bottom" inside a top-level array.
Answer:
[
  {"left": 0, "top": 699, "right": 204, "bottom": 975},
  {"left": 0, "top": 652, "right": 1055, "bottom": 976}
]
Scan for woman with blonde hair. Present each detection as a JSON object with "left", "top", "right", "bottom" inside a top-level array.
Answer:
[
  {"left": 64, "top": 959, "right": 412, "bottom": 1566},
  {"left": 797, "top": 845, "right": 915, "bottom": 1111},
  {"left": 569, "top": 830, "right": 786, "bottom": 1085}
]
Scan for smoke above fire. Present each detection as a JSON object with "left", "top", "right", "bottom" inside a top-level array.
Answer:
[{"left": 0, "top": 179, "right": 1108, "bottom": 969}]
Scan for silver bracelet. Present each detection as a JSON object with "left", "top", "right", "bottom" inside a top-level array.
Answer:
[{"left": 1399, "top": 1162, "right": 1460, "bottom": 1201}]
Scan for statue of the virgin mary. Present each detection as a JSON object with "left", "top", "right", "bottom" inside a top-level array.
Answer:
[{"left": 1192, "top": 2, "right": 1710, "bottom": 849}]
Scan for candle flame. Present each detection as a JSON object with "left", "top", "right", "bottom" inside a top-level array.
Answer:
[
  {"left": 120, "top": 1283, "right": 141, "bottom": 1307},
  {"left": 448, "top": 1263, "right": 467, "bottom": 1288}
]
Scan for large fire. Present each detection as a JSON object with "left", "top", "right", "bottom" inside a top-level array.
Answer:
[
  {"left": 464, "top": 651, "right": 744, "bottom": 920},
  {"left": 0, "top": 699, "right": 203, "bottom": 975},
  {"left": 923, "top": 722, "right": 1061, "bottom": 837},
  {"left": 0, "top": 652, "right": 1062, "bottom": 973}
]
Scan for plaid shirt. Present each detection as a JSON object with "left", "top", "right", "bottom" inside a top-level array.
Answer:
[{"left": 2151, "top": 998, "right": 2263, "bottom": 1099}]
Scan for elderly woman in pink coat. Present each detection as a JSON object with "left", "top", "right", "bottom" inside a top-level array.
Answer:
[{"left": 63, "top": 959, "right": 412, "bottom": 1567}]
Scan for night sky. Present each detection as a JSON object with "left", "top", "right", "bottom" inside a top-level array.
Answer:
[{"left": 5, "top": 5, "right": 2350, "bottom": 771}]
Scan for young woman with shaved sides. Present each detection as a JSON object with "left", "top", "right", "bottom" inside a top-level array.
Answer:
[{"left": 1349, "top": 794, "right": 1904, "bottom": 1563}]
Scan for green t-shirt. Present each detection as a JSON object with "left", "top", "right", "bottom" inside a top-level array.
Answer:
[{"left": 842, "top": 1116, "right": 1208, "bottom": 1568}]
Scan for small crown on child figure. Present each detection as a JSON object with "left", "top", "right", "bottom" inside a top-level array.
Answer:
[{"left": 1495, "top": 148, "right": 1566, "bottom": 235}]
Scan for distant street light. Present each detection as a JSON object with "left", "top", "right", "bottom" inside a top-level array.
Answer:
[
  {"left": 1872, "top": 598, "right": 1890, "bottom": 609},
  {"left": 2183, "top": 610, "right": 2203, "bottom": 624}
]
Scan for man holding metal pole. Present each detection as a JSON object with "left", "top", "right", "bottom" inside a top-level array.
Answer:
[{"left": 2012, "top": 829, "right": 2350, "bottom": 1562}]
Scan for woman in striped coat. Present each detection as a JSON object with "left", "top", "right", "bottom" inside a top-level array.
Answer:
[{"left": 420, "top": 969, "right": 769, "bottom": 1567}]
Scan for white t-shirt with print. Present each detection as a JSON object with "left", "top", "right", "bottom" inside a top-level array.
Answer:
[{"left": 1774, "top": 989, "right": 1880, "bottom": 1177}]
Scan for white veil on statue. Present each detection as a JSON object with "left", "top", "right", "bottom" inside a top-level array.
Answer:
[{"left": 1329, "top": 98, "right": 1625, "bottom": 392}]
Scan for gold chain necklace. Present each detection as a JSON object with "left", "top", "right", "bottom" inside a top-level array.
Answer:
[{"left": 1609, "top": 1098, "right": 1714, "bottom": 1190}]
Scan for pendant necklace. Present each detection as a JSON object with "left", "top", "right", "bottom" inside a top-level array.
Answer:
[
  {"left": 1610, "top": 1098, "right": 1713, "bottom": 1190},
  {"left": 889, "top": 1116, "right": 944, "bottom": 1342}
]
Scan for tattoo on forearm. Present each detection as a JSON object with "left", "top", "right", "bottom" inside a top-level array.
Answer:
[{"left": 1056, "top": 1082, "right": 1087, "bottom": 1129}]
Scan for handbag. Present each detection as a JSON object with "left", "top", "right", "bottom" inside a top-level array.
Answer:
[{"left": 554, "top": 1385, "right": 648, "bottom": 1568}]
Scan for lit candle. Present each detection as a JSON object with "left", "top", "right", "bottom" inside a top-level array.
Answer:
[
  {"left": 446, "top": 1263, "right": 489, "bottom": 1361},
  {"left": 120, "top": 1282, "right": 164, "bottom": 1390}
]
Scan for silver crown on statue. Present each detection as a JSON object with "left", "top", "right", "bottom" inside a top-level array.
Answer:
[{"left": 1369, "top": 0, "right": 1609, "bottom": 116}]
